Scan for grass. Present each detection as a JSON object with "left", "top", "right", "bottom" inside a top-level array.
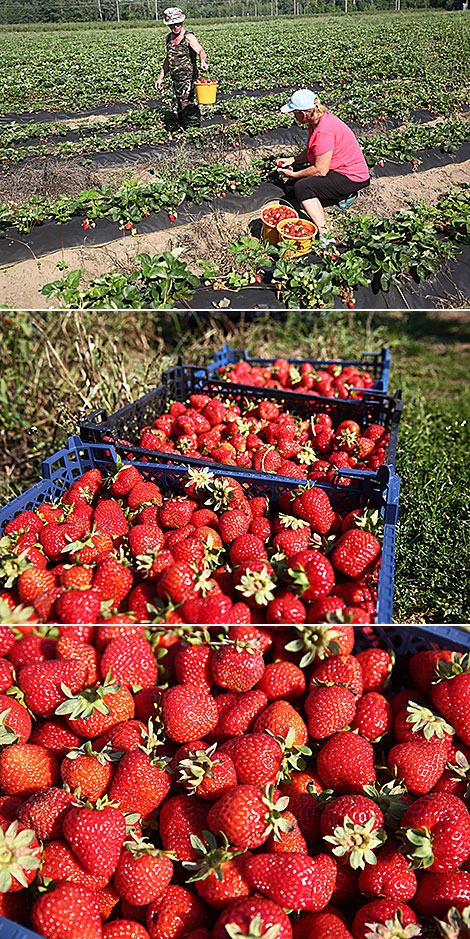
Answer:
[{"left": 0, "top": 309, "right": 468, "bottom": 625}]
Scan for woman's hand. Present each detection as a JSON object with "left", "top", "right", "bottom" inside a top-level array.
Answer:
[
  {"left": 155, "top": 77, "right": 163, "bottom": 91},
  {"left": 200, "top": 61, "right": 209, "bottom": 71},
  {"left": 278, "top": 166, "right": 298, "bottom": 178},
  {"left": 276, "top": 157, "right": 295, "bottom": 169}
]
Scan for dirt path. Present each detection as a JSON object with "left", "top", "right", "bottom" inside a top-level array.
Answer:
[{"left": 1, "top": 159, "right": 469, "bottom": 310}]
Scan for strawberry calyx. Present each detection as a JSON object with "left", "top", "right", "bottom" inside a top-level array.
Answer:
[
  {"left": 0, "top": 706, "right": 22, "bottom": 746},
  {"left": 404, "top": 701, "right": 454, "bottom": 740},
  {"left": 183, "top": 830, "right": 244, "bottom": 882},
  {"left": 277, "top": 514, "right": 310, "bottom": 532},
  {"left": 177, "top": 741, "right": 223, "bottom": 792},
  {"left": 0, "top": 546, "right": 34, "bottom": 587},
  {"left": 260, "top": 784, "right": 292, "bottom": 841},
  {"left": 284, "top": 623, "right": 342, "bottom": 666},
  {"left": 137, "top": 719, "right": 169, "bottom": 765},
  {"left": 363, "top": 781, "right": 410, "bottom": 828},
  {"left": 349, "top": 509, "right": 383, "bottom": 538},
  {"left": 400, "top": 825, "right": 434, "bottom": 868},
  {"left": 234, "top": 568, "right": 276, "bottom": 606},
  {"left": 268, "top": 727, "right": 312, "bottom": 781},
  {"left": 224, "top": 913, "right": 282, "bottom": 939},
  {"left": 448, "top": 750, "right": 470, "bottom": 798},
  {"left": 432, "top": 652, "right": 470, "bottom": 683},
  {"left": 435, "top": 905, "right": 470, "bottom": 938},
  {"left": 363, "top": 910, "right": 422, "bottom": 938},
  {"left": 64, "top": 739, "right": 124, "bottom": 765},
  {"left": 55, "top": 671, "right": 121, "bottom": 720},
  {"left": 0, "top": 820, "right": 41, "bottom": 892},
  {"left": 122, "top": 831, "right": 174, "bottom": 860},
  {"left": 323, "top": 813, "right": 387, "bottom": 869}
]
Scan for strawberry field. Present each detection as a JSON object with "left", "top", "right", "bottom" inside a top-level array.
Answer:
[{"left": 1, "top": 11, "right": 470, "bottom": 308}]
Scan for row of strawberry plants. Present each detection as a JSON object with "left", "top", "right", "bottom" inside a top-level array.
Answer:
[
  {"left": 39, "top": 188, "right": 470, "bottom": 309},
  {"left": 1, "top": 12, "right": 468, "bottom": 113},
  {"left": 0, "top": 161, "right": 264, "bottom": 234},
  {"left": 2, "top": 113, "right": 469, "bottom": 174}
]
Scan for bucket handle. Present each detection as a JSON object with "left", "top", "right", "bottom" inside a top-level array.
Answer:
[{"left": 261, "top": 198, "right": 296, "bottom": 212}]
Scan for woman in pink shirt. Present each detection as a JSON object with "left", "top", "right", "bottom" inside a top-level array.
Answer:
[{"left": 277, "top": 88, "right": 370, "bottom": 244}]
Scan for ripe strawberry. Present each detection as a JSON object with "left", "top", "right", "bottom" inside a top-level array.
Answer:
[
  {"left": 218, "top": 732, "right": 283, "bottom": 786},
  {"left": 56, "top": 588, "right": 103, "bottom": 624},
  {"left": 321, "top": 795, "right": 386, "bottom": 869},
  {"left": 357, "top": 839, "right": 418, "bottom": 902},
  {"left": 177, "top": 742, "right": 238, "bottom": 800},
  {"left": 109, "top": 464, "right": 143, "bottom": 497},
  {"left": 207, "top": 784, "right": 290, "bottom": 850},
  {"left": 305, "top": 681, "right": 357, "bottom": 739},
  {"left": 0, "top": 819, "right": 41, "bottom": 892},
  {"left": 62, "top": 802, "right": 127, "bottom": 879},
  {"left": 211, "top": 639, "right": 265, "bottom": 692},
  {"left": 310, "top": 653, "right": 364, "bottom": 696},
  {"left": 17, "top": 567, "right": 55, "bottom": 603},
  {"left": 180, "top": 594, "right": 234, "bottom": 626},
  {"left": 356, "top": 648, "right": 394, "bottom": 692},
  {"left": 291, "top": 488, "right": 335, "bottom": 534},
  {"left": 31, "top": 881, "right": 103, "bottom": 939},
  {"left": 4, "top": 510, "right": 43, "bottom": 537},
  {"left": 212, "top": 690, "right": 269, "bottom": 740},
  {"left": 431, "top": 654, "right": 470, "bottom": 745},
  {"left": 183, "top": 831, "right": 252, "bottom": 908},
  {"left": 393, "top": 701, "right": 453, "bottom": 753},
  {"left": 92, "top": 558, "right": 134, "bottom": 607},
  {"left": 0, "top": 742, "right": 60, "bottom": 797},
  {"left": 350, "top": 692, "right": 393, "bottom": 742},
  {"left": 127, "top": 481, "right": 162, "bottom": 510},
  {"left": 29, "top": 717, "right": 83, "bottom": 762},
  {"left": 114, "top": 837, "right": 174, "bottom": 905},
  {"left": 412, "top": 869, "right": 470, "bottom": 917},
  {"left": 316, "top": 732, "right": 376, "bottom": 793},
  {"left": 212, "top": 897, "right": 292, "bottom": 939},
  {"left": 331, "top": 530, "right": 381, "bottom": 579},
  {"left": 61, "top": 741, "right": 118, "bottom": 802},
  {"left": 103, "top": 921, "right": 150, "bottom": 939},
  {"left": 242, "top": 852, "right": 337, "bottom": 911},
  {"left": 265, "top": 809, "right": 308, "bottom": 855},
  {"left": 400, "top": 792, "right": 470, "bottom": 872},
  {"left": 94, "top": 719, "right": 146, "bottom": 755},
  {"left": 56, "top": 677, "right": 135, "bottom": 738},
  {"left": 108, "top": 723, "right": 171, "bottom": 816},
  {"left": 408, "top": 648, "right": 456, "bottom": 695},
  {"left": 17, "top": 786, "right": 76, "bottom": 840},
  {"left": 0, "top": 694, "right": 32, "bottom": 746},
  {"left": 286, "top": 623, "right": 354, "bottom": 667},
  {"left": 387, "top": 740, "right": 447, "bottom": 795},
  {"left": 146, "top": 884, "right": 208, "bottom": 939},
  {"left": 41, "top": 839, "right": 111, "bottom": 891},
  {"left": 351, "top": 899, "right": 420, "bottom": 939},
  {"left": 174, "top": 643, "right": 213, "bottom": 692},
  {"left": 93, "top": 499, "right": 129, "bottom": 539},
  {"left": 162, "top": 685, "right": 218, "bottom": 742},
  {"left": 305, "top": 908, "right": 353, "bottom": 939},
  {"left": 100, "top": 635, "right": 158, "bottom": 688}
]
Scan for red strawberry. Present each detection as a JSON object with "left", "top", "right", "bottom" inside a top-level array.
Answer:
[
  {"left": 305, "top": 681, "right": 357, "bottom": 739},
  {"left": 320, "top": 795, "right": 386, "bottom": 869},
  {"left": 387, "top": 740, "right": 447, "bottom": 795},
  {"left": 177, "top": 743, "right": 238, "bottom": 800},
  {"left": 0, "top": 694, "right": 32, "bottom": 746},
  {"left": 412, "top": 869, "right": 470, "bottom": 917},
  {"left": 212, "top": 897, "right": 292, "bottom": 939},
  {"left": 114, "top": 837, "right": 173, "bottom": 905},
  {"left": 31, "top": 881, "right": 103, "bottom": 939},
  {"left": 18, "top": 786, "right": 77, "bottom": 840},
  {"left": 103, "top": 922, "right": 150, "bottom": 939},
  {"left": 41, "top": 839, "right": 110, "bottom": 891},
  {"left": 242, "top": 852, "right": 337, "bottom": 911},
  {"left": 207, "top": 784, "right": 290, "bottom": 850},
  {"left": 183, "top": 831, "right": 252, "bottom": 908},
  {"left": 218, "top": 733, "right": 283, "bottom": 786},
  {"left": 100, "top": 636, "right": 157, "bottom": 688},
  {"left": 331, "top": 530, "right": 381, "bottom": 579},
  {"left": 159, "top": 793, "right": 209, "bottom": 861},
  {"left": 316, "top": 732, "right": 376, "bottom": 793},
  {"left": 292, "top": 488, "right": 335, "bottom": 534},
  {"left": 399, "top": 792, "right": 470, "bottom": 872},
  {"left": 357, "top": 839, "right": 418, "bottom": 901},
  {"left": 351, "top": 899, "right": 420, "bottom": 939},
  {"left": 56, "top": 588, "right": 103, "bottom": 624},
  {"left": 213, "top": 690, "right": 268, "bottom": 740},
  {"left": 62, "top": 803, "right": 127, "bottom": 879},
  {"left": 0, "top": 742, "right": 59, "bottom": 798},
  {"left": 146, "top": 885, "right": 208, "bottom": 939},
  {"left": 0, "top": 819, "right": 41, "bottom": 892},
  {"left": 211, "top": 639, "right": 265, "bottom": 692},
  {"left": 162, "top": 685, "right": 218, "bottom": 742}
]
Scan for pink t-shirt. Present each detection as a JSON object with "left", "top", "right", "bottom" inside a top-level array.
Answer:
[{"left": 307, "top": 112, "right": 369, "bottom": 182}]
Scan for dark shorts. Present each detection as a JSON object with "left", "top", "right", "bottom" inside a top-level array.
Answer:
[{"left": 291, "top": 170, "right": 370, "bottom": 206}]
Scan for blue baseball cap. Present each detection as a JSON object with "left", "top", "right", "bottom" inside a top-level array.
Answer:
[{"left": 280, "top": 89, "right": 319, "bottom": 113}]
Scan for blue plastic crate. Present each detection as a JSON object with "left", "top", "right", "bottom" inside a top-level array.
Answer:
[
  {"left": 205, "top": 344, "right": 392, "bottom": 394},
  {"left": 78, "top": 364, "right": 402, "bottom": 481},
  {"left": 0, "top": 435, "right": 398, "bottom": 625},
  {"left": 0, "top": 921, "right": 40, "bottom": 939}
]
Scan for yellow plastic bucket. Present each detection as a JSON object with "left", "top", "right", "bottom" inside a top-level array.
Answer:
[
  {"left": 261, "top": 202, "right": 298, "bottom": 246},
  {"left": 277, "top": 217, "right": 317, "bottom": 257},
  {"left": 195, "top": 80, "right": 217, "bottom": 105}
]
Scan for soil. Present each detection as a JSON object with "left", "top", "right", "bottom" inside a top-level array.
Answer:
[{"left": 1, "top": 157, "right": 469, "bottom": 310}]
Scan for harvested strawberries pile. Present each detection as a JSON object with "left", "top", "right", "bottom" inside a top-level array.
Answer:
[
  {"left": 130, "top": 395, "right": 389, "bottom": 476},
  {"left": 215, "top": 360, "right": 376, "bottom": 397},
  {"left": 261, "top": 207, "right": 297, "bottom": 226},
  {"left": 0, "top": 622, "right": 469, "bottom": 939},
  {"left": 0, "top": 463, "right": 382, "bottom": 625}
]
